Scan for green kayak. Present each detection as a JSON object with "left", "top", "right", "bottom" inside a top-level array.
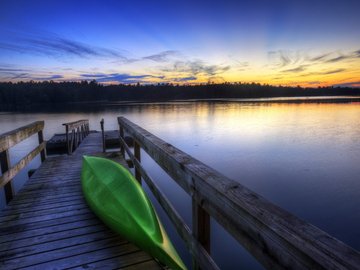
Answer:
[{"left": 81, "top": 156, "right": 187, "bottom": 270}]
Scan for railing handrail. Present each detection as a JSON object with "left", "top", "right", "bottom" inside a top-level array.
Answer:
[
  {"left": 62, "top": 119, "right": 90, "bottom": 155},
  {"left": 117, "top": 116, "right": 360, "bottom": 270},
  {"left": 0, "top": 121, "right": 46, "bottom": 204},
  {"left": 0, "top": 121, "right": 44, "bottom": 152},
  {"left": 62, "top": 119, "right": 89, "bottom": 130}
]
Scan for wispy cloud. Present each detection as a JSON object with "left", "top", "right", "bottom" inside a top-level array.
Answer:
[
  {"left": 333, "top": 81, "right": 360, "bottom": 87},
  {"left": 142, "top": 50, "right": 179, "bottom": 62},
  {"left": 174, "top": 76, "right": 197, "bottom": 82},
  {"left": 35, "top": 74, "right": 64, "bottom": 80},
  {"left": 0, "top": 67, "right": 29, "bottom": 72},
  {"left": 268, "top": 50, "right": 302, "bottom": 67},
  {"left": 282, "top": 65, "right": 308, "bottom": 73},
  {"left": 308, "top": 53, "right": 331, "bottom": 62},
  {"left": 80, "top": 73, "right": 165, "bottom": 83},
  {"left": 300, "top": 68, "right": 346, "bottom": 77},
  {"left": 0, "top": 33, "right": 128, "bottom": 60},
  {"left": 162, "top": 60, "right": 231, "bottom": 76},
  {"left": 325, "top": 55, "right": 348, "bottom": 63},
  {"left": 320, "top": 68, "right": 346, "bottom": 75}
]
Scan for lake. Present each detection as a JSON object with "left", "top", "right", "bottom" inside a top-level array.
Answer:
[{"left": 1, "top": 100, "right": 359, "bottom": 269}]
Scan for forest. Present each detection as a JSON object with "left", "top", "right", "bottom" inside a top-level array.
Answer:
[{"left": 1, "top": 80, "right": 359, "bottom": 110}]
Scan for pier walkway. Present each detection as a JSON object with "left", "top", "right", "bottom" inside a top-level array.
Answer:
[
  {"left": 0, "top": 132, "right": 162, "bottom": 269},
  {"left": 1, "top": 118, "right": 360, "bottom": 270}
]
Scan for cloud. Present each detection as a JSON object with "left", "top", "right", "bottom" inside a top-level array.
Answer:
[
  {"left": 142, "top": 50, "right": 179, "bottom": 62},
  {"left": 80, "top": 73, "right": 165, "bottom": 83},
  {"left": 308, "top": 81, "right": 321, "bottom": 85},
  {"left": 163, "top": 60, "right": 230, "bottom": 76},
  {"left": 174, "top": 76, "right": 197, "bottom": 82},
  {"left": 268, "top": 50, "right": 301, "bottom": 67},
  {"left": 10, "top": 73, "right": 30, "bottom": 79},
  {"left": 309, "top": 53, "right": 331, "bottom": 62},
  {"left": 0, "top": 67, "right": 29, "bottom": 72},
  {"left": 325, "top": 55, "right": 348, "bottom": 63},
  {"left": 0, "top": 33, "right": 128, "bottom": 60},
  {"left": 333, "top": 81, "right": 360, "bottom": 87},
  {"left": 320, "top": 68, "right": 346, "bottom": 75},
  {"left": 282, "top": 65, "right": 308, "bottom": 73},
  {"left": 300, "top": 68, "right": 346, "bottom": 77},
  {"left": 33, "top": 74, "right": 64, "bottom": 80}
]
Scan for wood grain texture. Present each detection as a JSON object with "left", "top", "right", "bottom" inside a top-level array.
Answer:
[
  {"left": 118, "top": 116, "right": 360, "bottom": 270},
  {"left": 0, "top": 121, "right": 44, "bottom": 152},
  {"left": 0, "top": 132, "right": 162, "bottom": 270}
]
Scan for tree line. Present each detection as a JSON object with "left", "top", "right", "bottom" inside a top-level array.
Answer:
[{"left": 0, "top": 80, "right": 359, "bottom": 110}]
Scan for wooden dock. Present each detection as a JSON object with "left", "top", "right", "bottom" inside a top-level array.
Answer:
[
  {"left": 1, "top": 118, "right": 360, "bottom": 270},
  {"left": 0, "top": 132, "right": 162, "bottom": 269}
]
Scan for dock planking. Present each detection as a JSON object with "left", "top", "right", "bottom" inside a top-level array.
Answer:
[{"left": 0, "top": 132, "right": 162, "bottom": 269}]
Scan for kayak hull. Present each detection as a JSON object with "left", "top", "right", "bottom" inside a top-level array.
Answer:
[{"left": 81, "top": 155, "right": 186, "bottom": 270}]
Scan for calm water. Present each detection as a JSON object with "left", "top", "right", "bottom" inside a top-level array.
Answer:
[{"left": 1, "top": 101, "right": 359, "bottom": 269}]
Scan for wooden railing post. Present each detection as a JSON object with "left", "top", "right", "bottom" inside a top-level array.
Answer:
[
  {"left": 100, "top": 118, "right": 105, "bottom": 153},
  {"left": 192, "top": 199, "right": 210, "bottom": 270},
  {"left": 0, "top": 150, "right": 13, "bottom": 203},
  {"left": 65, "top": 125, "right": 70, "bottom": 155},
  {"left": 134, "top": 140, "right": 141, "bottom": 184},
  {"left": 37, "top": 130, "right": 46, "bottom": 162},
  {"left": 119, "top": 125, "right": 125, "bottom": 157}
]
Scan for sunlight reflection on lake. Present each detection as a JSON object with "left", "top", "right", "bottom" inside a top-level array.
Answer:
[{"left": 1, "top": 101, "right": 359, "bottom": 269}]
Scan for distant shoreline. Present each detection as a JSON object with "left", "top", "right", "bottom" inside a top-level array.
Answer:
[
  {"left": 1, "top": 96, "right": 359, "bottom": 113},
  {"left": 2, "top": 81, "right": 360, "bottom": 112}
]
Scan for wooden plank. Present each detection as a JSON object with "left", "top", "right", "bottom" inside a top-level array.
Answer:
[
  {"left": 134, "top": 140, "right": 141, "bottom": 184},
  {"left": 0, "top": 214, "right": 97, "bottom": 240},
  {"left": 0, "top": 150, "right": 13, "bottom": 203},
  {"left": 1, "top": 237, "right": 129, "bottom": 268},
  {"left": 37, "top": 130, "right": 46, "bottom": 162},
  {"left": 118, "top": 116, "right": 360, "bottom": 270},
  {"left": 120, "top": 136, "right": 218, "bottom": 270},
  {"left": 71, "top": 251, "right": 156, "bottom": 270},
  {"left": 0, "top": 121, "right": 44, "bottom": 152},
  {"left": 0, "top": 230, "right": 120, "bottom": 261},
  {"left": 0, "top": 141, "right": 46, "bottom": 189},
  {"left": 120, "top": 259, "right": 164, "bottom": 270},
  {"left": 8, "top": 191, "right": 82, "bottom": 205},
  {"left": 0, "top": 206, "right": 90, "bottom": 228},
  {"left": 0, "top": 223, "right": 104, "bottom": 251},
  {"left": 0, "top": 131, "right": 161, "bottom": 270},
  {"left": 192, "top": 199, "right": 210, "bottom": 270},
  {"left": 62, "top": 119, "right": 88, "bottom": 130},
  {"left": 1, "top": 200, "right": 85, "bottom": 217}
]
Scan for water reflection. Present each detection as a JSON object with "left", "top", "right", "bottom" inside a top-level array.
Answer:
[{"left": 0, "top": 101, "right": 359, "bottom": 269}]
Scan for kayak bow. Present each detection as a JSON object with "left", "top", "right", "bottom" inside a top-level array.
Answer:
[{"left": 81, "top": 155, "right": 187, "bottom": 270}]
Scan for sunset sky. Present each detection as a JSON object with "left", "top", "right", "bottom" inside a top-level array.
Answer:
[{"left": 0, "top": 0, "right": 359, "bottom": 87}]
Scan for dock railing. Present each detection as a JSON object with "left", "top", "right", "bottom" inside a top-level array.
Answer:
[
  {"left": 117, "top": 116, "right": 360, "bottom": 270},
  {"left": 0, "top": 121, "right": 46, "bottom": 204},
  {"left": 63, "top": 119, "right": 89, "bottom": 155}
]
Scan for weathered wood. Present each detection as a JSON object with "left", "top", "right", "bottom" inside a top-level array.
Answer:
[
  {"left": 0, "top": 141, "right": 46, "bottom": 189},
  {"left": 192, "top": 199, "right": 210, "bottom": 270},
  {"left": 118, "top": 116, "right": 360, "bottom": 270},
  {"left": 120, "top": 136, "right": 219, "bottom": 270},
  {"left": 62, "top": 119, "right": 89, "bottom": 131},
  {"left": 0, "top": 121, "right": 44, "bottom": 152},
  {"left": 71, "top": 251, "right": 155, "bottom": 270},
  {"left": 100, "top": 118, "right": 106, "bottom": 152},
  {"left": 0, "top": 150, "right": 13, "bottom": 204},
  {"left": 0, "top": 132, "right": 161, "bottom": 270},
  {"left": 37, "top": 130, "right": 46, "bottom": 162},
  {"left": 63, "top": 119, "right": 89, "bottom": 154},
  {"left": 120, "top": 125, "right": 125, "bottom": 157},
  {"left": 134, "top": 140, "right": 142, "bottom": 184}
]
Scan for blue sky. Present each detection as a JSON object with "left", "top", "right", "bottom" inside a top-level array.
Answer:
[{"left": 1, "top": 0, "right": 360, "bottom": 86}]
